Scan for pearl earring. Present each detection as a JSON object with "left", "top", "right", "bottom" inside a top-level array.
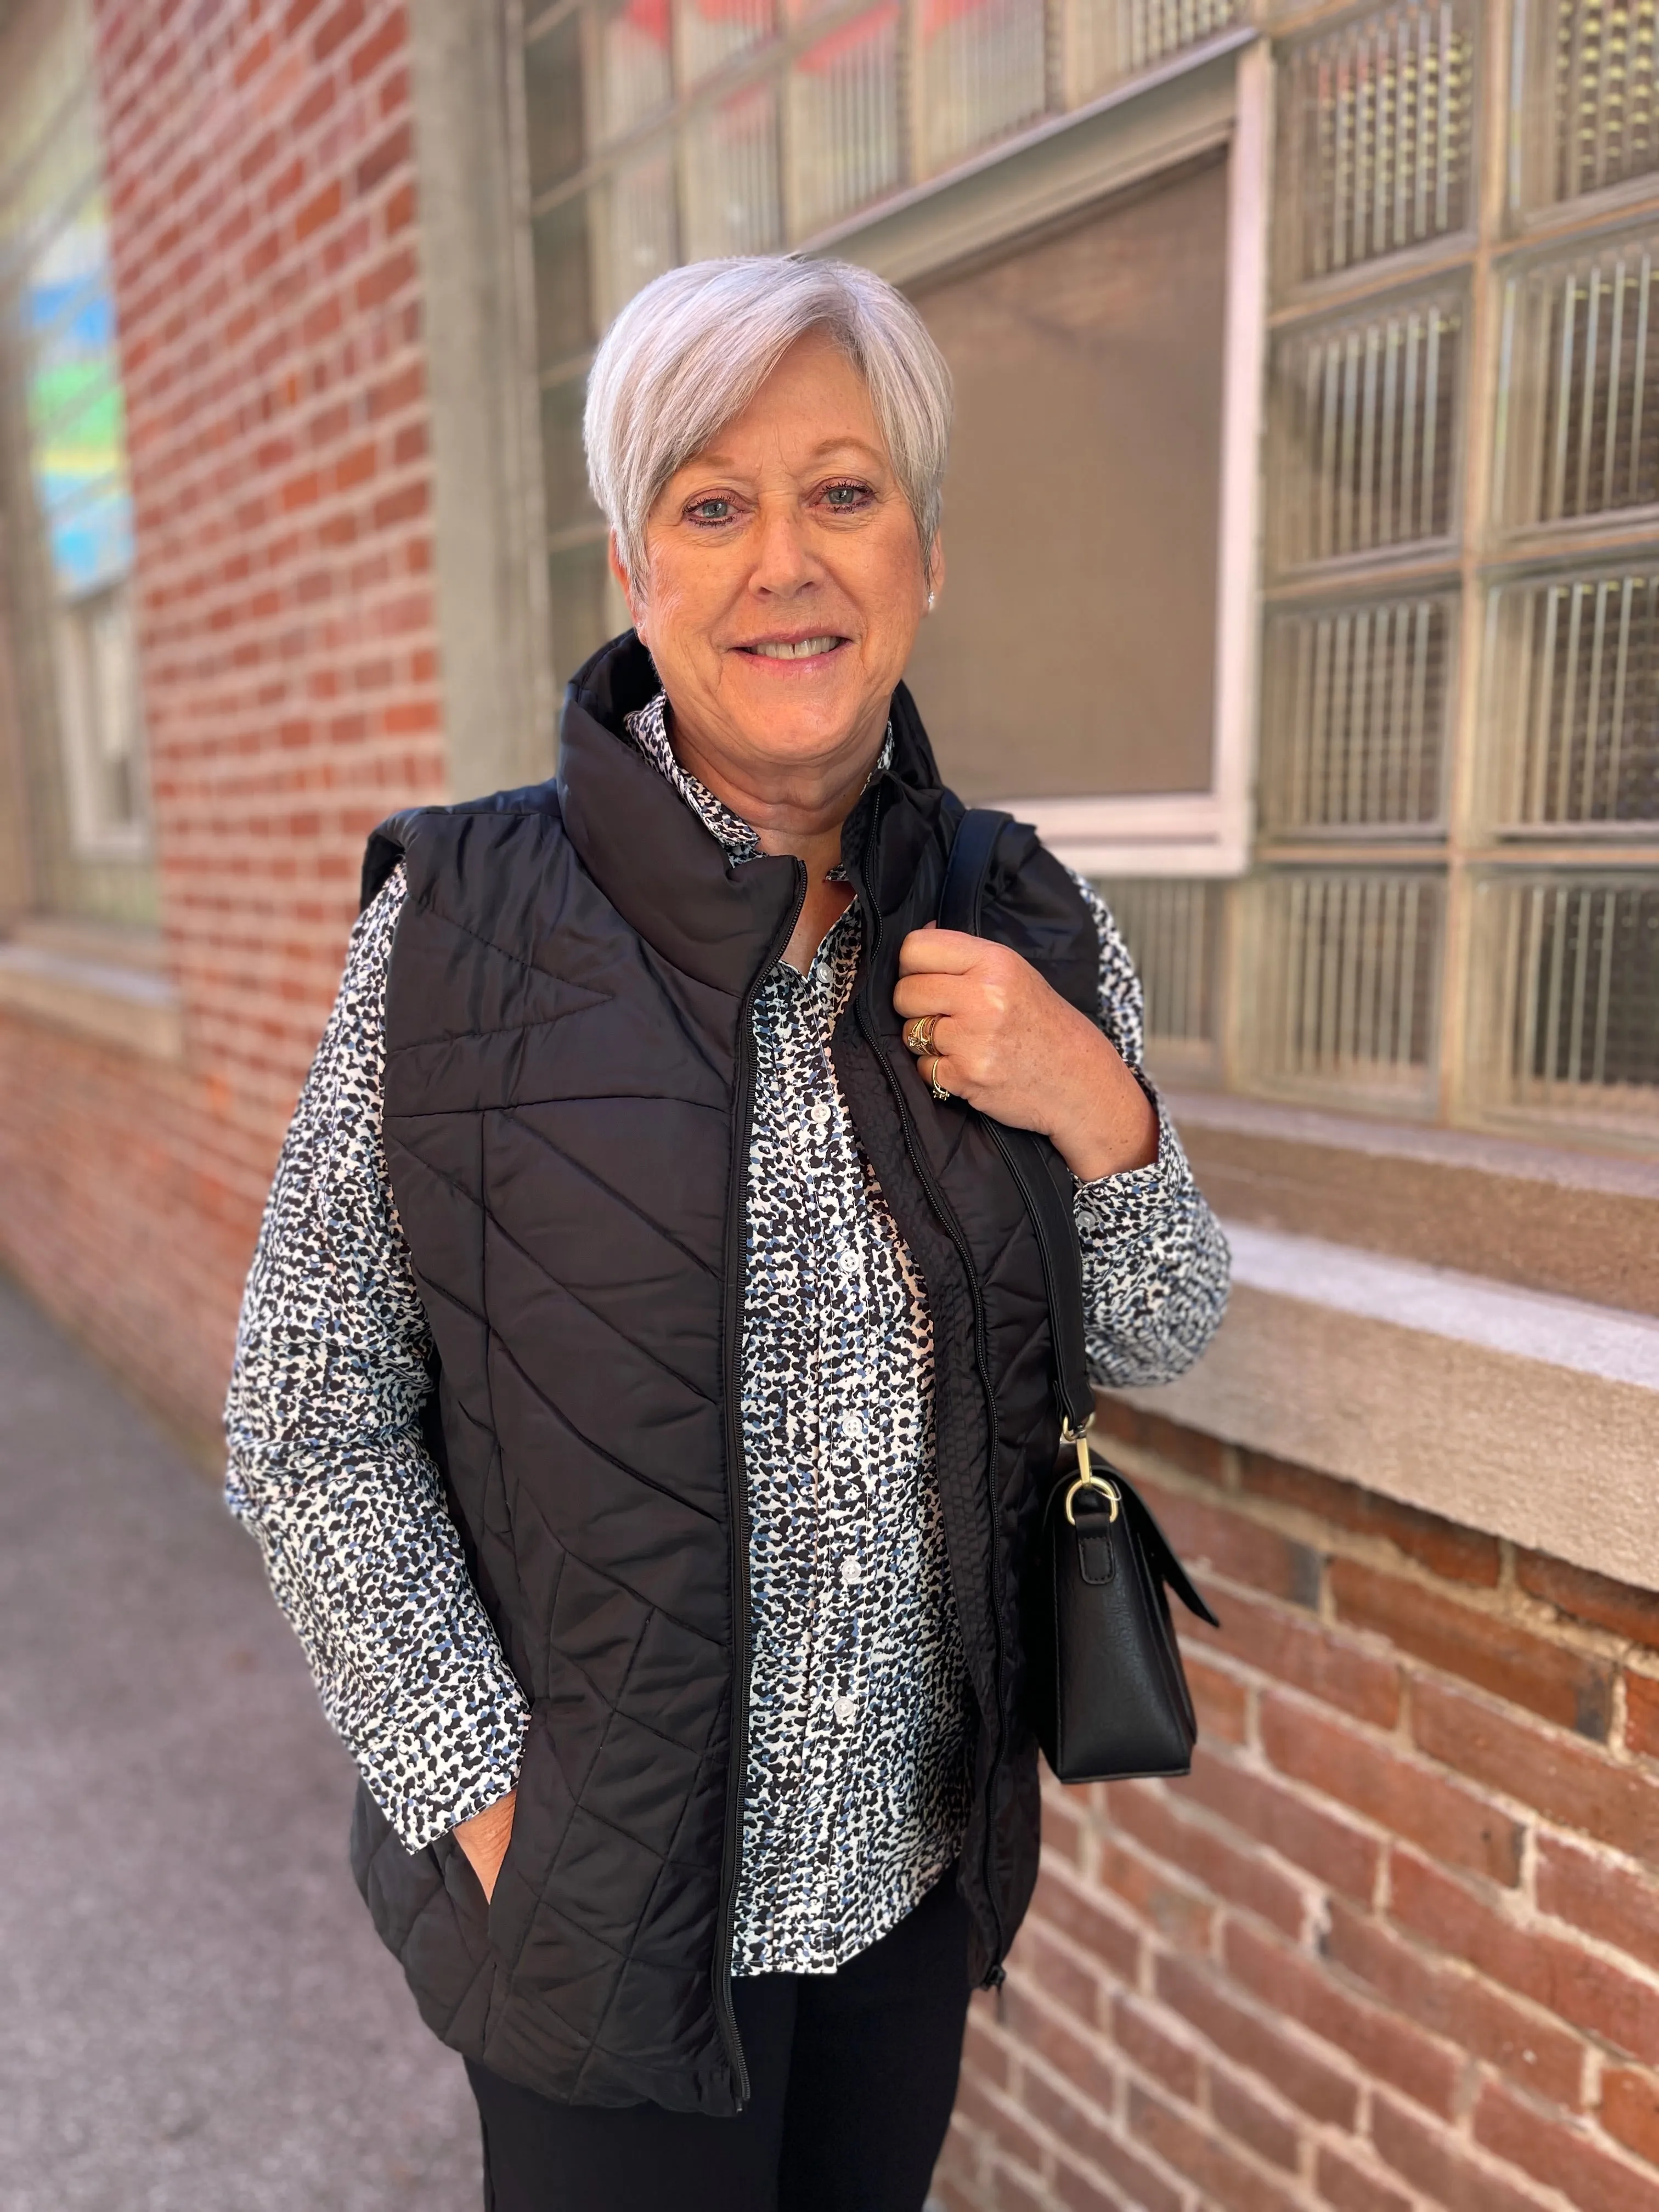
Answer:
[{"left": 926, "top": 591, "right": 935, "bottom": 611}]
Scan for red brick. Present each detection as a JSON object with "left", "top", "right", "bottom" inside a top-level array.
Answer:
[
  {"left": 1128, "top": 2086, "right": 1302, "bottom": 2212},
  {"left": 1476, "top": 2079, "right": 1659, "bottom": 2212},
  {"left": 1110, "top": 1993, "right": 1200, "bottom": 2103},
  {"left": 1000, "top": 1979, "right": 1116, "bottom": 2113},
  {"left": 1207, "top": 2067, "right": 1300, "bottom": 2170},
  {"left": 295, "top": 179, "right": 342, "bottom": 242},
  {"left": 1011, "top": 1921, "right": 1110, "bottom": 2036},
  {"left": 1108, "top": 1779, "right": 1306, "bottom": 1937},
  {"left": 1314, "top": 2143, "right": 1413, "bottom": 2212},
  {"left": 1238, "top": 1448, "right": 1502, "bottom": 1585},
  {"left": 1187, "top": 1585, "right": 1401, "bottom": 1728},
  {"left": 1412, "top": 1678, "right": 1659, "bottom": 1859},
  {"left": 1024, "top": 2072, "right": 1182, "bottom": 2212},
  {"left": 356, "top": 119, "right": 411, "bottom": 195},
  {"left": 313, "top": 0, "right": 365, "bottom": 60},
  {"left": 1134, "top": 1477, "right": 1323, "bottom": 1608},
  {"left": 1028, "top": 1862, "right": 1142, "bottom": 1988},
  {"left": 347, "top": 2, "right": 405, "bottom": 81},
  {"left": 1537, "top": 1835, "right": 1659, "bottom": 1978},
  {"left": 1154, "top": 1955, "right": 1359, "bottom": 2129},
  {"left": 1628, "top": 1671, "right": 1659, "bottom": 1760},
  {"left": 1331, "top": 1558, "right": 1615, "bottom": 1738},
  {"left": 1178, "top": 1746, "right": 1381, "bottom": 1902},
  {"left": 1518, "top": 1550, "right": 1659, "bottom": 1652},
  {"left": 1391, "top": 1849, "right": 1659, "bottom": 2062},
  {"left": 1091, "top": 1832, "right": 1213, "bottom": 1952},
  {"left": 1322, "top": 1898, "right": 1584, "bottom": 2106},
  {"left": 1184, "top": 1651, "right": 1247, "bottom": 1743},
  {"left": 1224, "top": 1919, "right": 1460, "bottom": 2115},
  {"left": 1604, "top": 2068, "right": 1659, "bottom": 2170},
  {"left": 1052, "top": 2135, "right": 1181, "bottom": 2212},
  {"left": 1092, "top": 1397, "right": 1229, "bottom": 1486},
  {"left": 1260, "top": 1692, "right": 1522, "bottom": 1884},
  {"left": 1371, "top": 2096, "right": 1556, "bottom": 2212}
]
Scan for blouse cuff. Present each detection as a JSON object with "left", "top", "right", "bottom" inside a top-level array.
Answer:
[
  {"left": 1072, "top": 1087, "right": 1192, "bottom": 1212},
  {"left": 358, "top": 1661, "right": 530, "bottom": 1855}
]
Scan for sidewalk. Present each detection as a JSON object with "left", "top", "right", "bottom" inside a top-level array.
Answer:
[{"left": 0, "top": 1274, "right": 480, "bottom": 2212}]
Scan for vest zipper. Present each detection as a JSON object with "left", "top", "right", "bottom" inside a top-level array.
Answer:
[
  {"left": 855, "top": 995, "right": 1009, "bottom": 1980},
  {"left": 712, "top": 861, "right": 807, "bottom": 2112}
]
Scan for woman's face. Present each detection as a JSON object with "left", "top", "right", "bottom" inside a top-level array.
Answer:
[{"left": 617, "top": 333, "right": 939, "bottom": 797}]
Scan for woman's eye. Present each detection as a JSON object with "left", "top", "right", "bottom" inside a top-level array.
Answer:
[
  {"left": 822, "top": 481, "right": 870, "bottom": 510},
  {"left": 687, "top": 496, "right": 732, "bottom": 523}
]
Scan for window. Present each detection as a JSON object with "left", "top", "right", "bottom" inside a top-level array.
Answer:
[
  {"left": 514, "top": 0, "right": 1243, "bottom": 693},
  {"left": 1103, "top": 0, "right": 1658, "bottom": 1151},
  {"left": 0, "top": 0, "right": 151, "bottom": 924}
]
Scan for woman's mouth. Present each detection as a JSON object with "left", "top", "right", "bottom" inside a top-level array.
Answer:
[{"left": 740, "top": 636, "right": 847, "bottom": 661}]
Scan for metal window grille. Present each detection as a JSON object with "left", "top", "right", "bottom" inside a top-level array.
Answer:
[
  {"left": 1523, "top": 0, "right": 1659, "bottom": 206},
  {"left": 1278, "top": 0, "right": 1474, "bottom": 290},
  {"left": 679, "top": 0, "right": 775, "bottom": 88},
  {"left": 1261, "top": 595, "right": 1452, "bottom": 833},
  {"left": 1094, "top": 879, "right": 1223, "bottom": 1051},
  {"left": 1068, "top": 0, "right": 1238, "bottom": 106},
  {"left": 1271, "top": 294, "right": 1462, "bottom": 571},
  {"left": 787, "top": 7, "right": 901, "bottom": 239},
  {"left": 1497, "top": 233, "right": 1659, "bottom": 529},
  {"left": 1487, "top": 570, "right": 1659, "bottom": 828},
  {"left": 1477, "top": 875, "right": 1659, "bottom": 1133},
  {"left": 596, "top": 0, "right": 674, "bottom": 143},
  {"left": 1255, "top": 871, "right": 1443, "bottom": 1102},
  {"left": 917, "top": 0, "right": 1047, "bottom": 176}
]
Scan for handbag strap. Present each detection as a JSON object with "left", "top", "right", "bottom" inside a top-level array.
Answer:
[{"left": 938, "top": 810, "right": 1096, "bottom": 1438}]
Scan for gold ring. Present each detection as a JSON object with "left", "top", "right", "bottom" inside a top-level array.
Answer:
[
  {"left": 923, "top": 1054, "right": 951, "bottom": 1103},
  {"left": 903, "top": 1014, "right": 940, "bottom": 1058}
]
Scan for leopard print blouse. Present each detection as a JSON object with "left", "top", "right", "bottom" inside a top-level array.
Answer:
[{"left": 225, "top": 701, "right": 1230, "bottom": 1977}]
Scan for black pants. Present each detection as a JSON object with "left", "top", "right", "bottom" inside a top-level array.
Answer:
[{"left": 469, "top": 1874, "right": 973, "bottom": 2212}]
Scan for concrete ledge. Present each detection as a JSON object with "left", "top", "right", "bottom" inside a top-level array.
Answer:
[
  {"left": 0, "top": 938, "right": 184, "bottom": 1062},
  {"left": 1116, "top": 1222, "right": 1659, "bottom": 1593}
]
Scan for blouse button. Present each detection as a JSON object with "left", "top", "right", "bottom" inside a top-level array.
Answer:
[
  {"left": 840, "top": 1556, "right": 862, "bottom": 1586},
  {"left": 810, "top": 1100, "right": 833, "bottom": 1128},
  {"left": 833, "top": 1695, "right": 857, "bottom": 1727}
]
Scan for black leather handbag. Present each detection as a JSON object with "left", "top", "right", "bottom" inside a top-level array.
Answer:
[{"left": 938, "top": 810, "right": 1220, "bottom": 1784}]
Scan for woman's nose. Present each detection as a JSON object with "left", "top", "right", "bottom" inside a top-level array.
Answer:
[{"left": 748, "top": 503, "right": 820, "bottom": 595}]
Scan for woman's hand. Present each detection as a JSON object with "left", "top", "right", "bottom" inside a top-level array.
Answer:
[
  {"left": 894, "top": 926, "right": 1159, "bottom": 1183},
  {"left": 455, "top": 1787, "right": 517, "bottom": 1902}
]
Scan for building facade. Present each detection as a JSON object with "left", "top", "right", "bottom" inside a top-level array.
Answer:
[{"left": 1, "top": 0, "right": 1657, "bottom": 2206}]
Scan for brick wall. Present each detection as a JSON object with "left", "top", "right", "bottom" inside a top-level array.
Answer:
[
  {"left": 935, "top": 1403, "right": 1659, "bottom": 2212},
  {"left": 0, "top": 0, "right": 447, "bottom": 1437}
]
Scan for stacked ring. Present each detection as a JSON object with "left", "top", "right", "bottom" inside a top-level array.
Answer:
[
  {"left": 922, "top": 1056, "right": 951, "bottom": 1104},
  {"left": 902, "top": 1014, "right": 940, "bottom": 1057}
]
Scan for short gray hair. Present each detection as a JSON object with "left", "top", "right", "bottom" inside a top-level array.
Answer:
[{"left": 585, "top": 256, "right": 952, "bottom": 588}]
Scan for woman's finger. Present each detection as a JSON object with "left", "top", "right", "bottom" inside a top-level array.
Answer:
[
  {"left": 893, "top": 974, "right": 979, "bottom": 1020},
  {"left": 896, "top": 926, "right": 983, "bottom": 975}
]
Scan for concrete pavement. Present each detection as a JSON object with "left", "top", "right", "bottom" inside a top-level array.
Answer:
[{"left": 0, "top": 1273, "right": 481, "bottom": 2212}]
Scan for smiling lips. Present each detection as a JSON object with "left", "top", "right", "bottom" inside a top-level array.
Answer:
[{"left": 742, "top": 635, "right": 845, "bottom": 660}]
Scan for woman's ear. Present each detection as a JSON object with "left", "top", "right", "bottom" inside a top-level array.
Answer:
[{"left": 608, "top": 533, "right": 646, "bottom": 640}]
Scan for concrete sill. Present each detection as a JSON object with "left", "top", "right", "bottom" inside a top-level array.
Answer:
[
  {"left": 1115, "top": 1221, "right": 1659, "bottom": 1593},
  {"left": 0, "top": 928, "right": 184, "bottom": 1063}
]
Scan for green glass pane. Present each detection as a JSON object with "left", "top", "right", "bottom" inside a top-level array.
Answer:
[
  {"left": 524, "top": 9, "right": 586, "bottom": 197},
  {"left": 541, "top": 373, "right": 599, "bottom": 530},
  {"left": 532, "top": 192, "right": 595, "bottom": 364},
  {"left": 548, "top": 540, "right": 617, "bottom": 690}
]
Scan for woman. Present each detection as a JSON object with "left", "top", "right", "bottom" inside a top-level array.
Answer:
[{"left": 225, "top": 254, "right": 1228, "bottom": 2212}]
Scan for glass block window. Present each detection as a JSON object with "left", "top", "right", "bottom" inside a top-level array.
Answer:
[
  {"left": 1269, "top": 292, "right": 1463, "bottom": 571},
  {"left": 1496, "top": 230, "right": 1659, "bottom": 531},
  {"left": 1251, "top": 871, "right": 1443, "bottom": 1106},
  {"left": 1277, "top": 0, "right": 1475, "bottom": 289},
  {"left": 1475, "top": 875, "right": 1659, "bottom": 1135},
  {"left": 1096, "top": 877, "right": 1226, "bottom": 1081},
  {"left": 1513, "top": 0, "right": 1659, "bottom": 209},
  {"left": 1259, "top": 1, "right": 1659, "bottom": 1148},
  {"left": 516, "top": 0, "right": 1244, "bottom": 692},
  {"left": 1485, "top": 569, "right": 1659, "bottom": 828},
  {"left": 1261, "top": 595, "right": 1452, "bottom": 833}
]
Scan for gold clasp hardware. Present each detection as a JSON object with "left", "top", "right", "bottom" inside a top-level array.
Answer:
[{"left": 1061, "top": 1417, "right": 1119, "bottom": 1526}]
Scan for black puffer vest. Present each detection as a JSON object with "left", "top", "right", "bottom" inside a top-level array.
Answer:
[{"left": 349, "top": 634, "right": 1102, "bottom": 2113}]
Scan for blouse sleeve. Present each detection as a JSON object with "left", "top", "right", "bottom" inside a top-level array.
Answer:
[
  {"left": 1065, "top": 873, "right": 1231, "bottom": 1390},
  {"left": 223, "top": 866, "right": 528, "bottom": 1851}
]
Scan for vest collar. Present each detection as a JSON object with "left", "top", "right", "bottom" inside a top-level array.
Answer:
[{"left": 558, "top": 631, "right": 951, "bottom": 1000}]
